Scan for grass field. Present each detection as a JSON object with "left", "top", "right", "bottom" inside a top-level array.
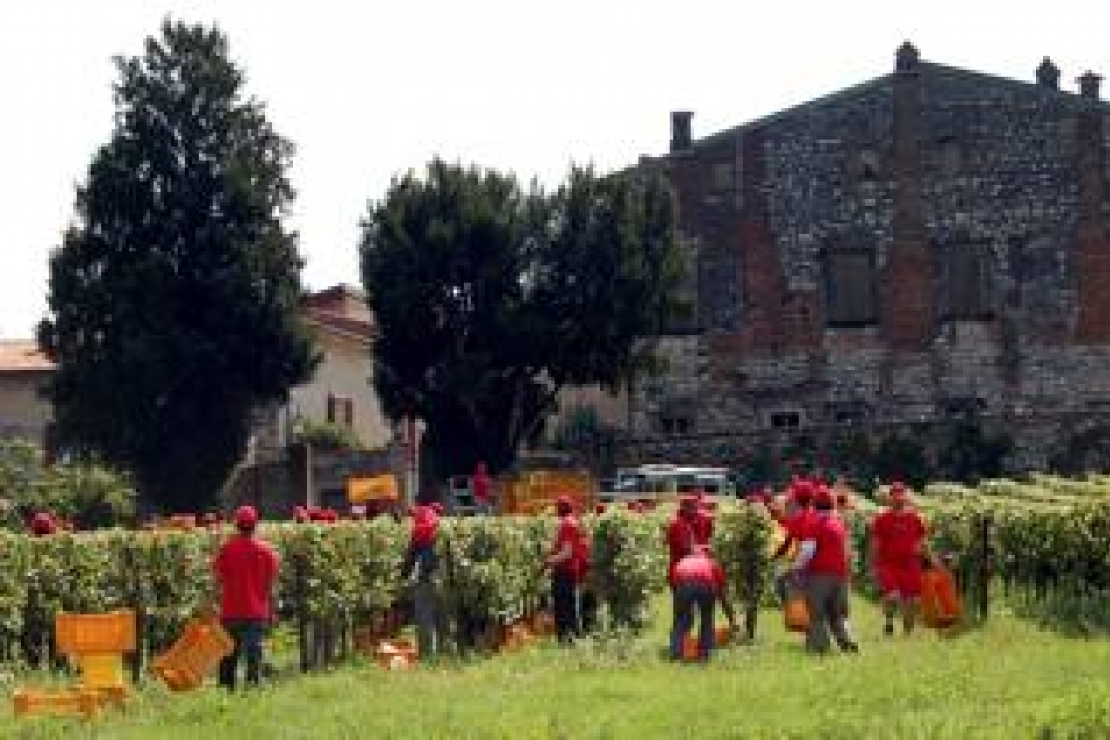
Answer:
[{"left": 4, "top": 595, "right": 1110, "bottom": 740}]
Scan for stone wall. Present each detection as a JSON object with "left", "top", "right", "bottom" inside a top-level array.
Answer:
[{"left": 635, "top": 45, "right": 1110, "bottom": 472}]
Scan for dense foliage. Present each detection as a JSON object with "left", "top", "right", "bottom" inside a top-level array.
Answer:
[
  {"left": 5, "top": 475, "right": 1110, "bottom": 671},
  {"left": 359, "top": 160, "right": 685, "bottom": 478},
  {"left": 38, "top": 19, "right": 316, "bottom": 513},
  {"left": 0, "top": 439, "right": 136, "bottom": 531}
]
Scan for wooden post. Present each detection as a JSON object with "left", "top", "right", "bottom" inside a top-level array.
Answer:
[{"left": 976, "top": 514, "right": 991, "bottom": 622}]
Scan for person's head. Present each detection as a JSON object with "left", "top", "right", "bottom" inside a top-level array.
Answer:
[
  {"left": 556, "top": 495, "right": 573, "bottom": 517},
  {"left": 430, "top": 502, "right": 445, "bottom": 516},
  {"left": 889, "top": 482, "right": 910, "bottom": 510},
  {"left": 678, "top": 495, "right": 698, "bottom": 519},
  {"left": 814, "top": 486, "right": 835, "bottom": 513},
  {"left": 234, "top": 505, "right": 259, "bottom": 535},
  {"left": 594, "top": 503, "right": 607, "bottom": 515},
  {"left": 30, "top": 512, "right": 55, "bottom": 537},
  {"left": 293, "top": 505, "right": 309, "bottom": 524}
]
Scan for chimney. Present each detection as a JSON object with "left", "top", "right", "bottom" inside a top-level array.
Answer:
[
  {"left": 895, "top": 41, "right": 920, "bottom": 73},
  {"left": 1079, "top": 71, "right": 1103, "bottom": 100},
  {"left": 670, "top": 111, "right": 693, "bottom": 153},
  {"left": 1036, "top": 57, "right": 1060, "bottom": 89}
]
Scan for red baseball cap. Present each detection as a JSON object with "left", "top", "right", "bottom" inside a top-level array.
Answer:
[
  {"left": 234, "top": 505, "right": 259, "bottom": 529},
  {"left": 30, "top": 512, "right": 55, "bottom": 536}
]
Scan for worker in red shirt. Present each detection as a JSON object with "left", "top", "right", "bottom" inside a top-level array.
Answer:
[
  {"left": 471, "top": 461, "right": 493, "bottom": 515},
  {"left": 213, "top": 505, "right": 280, "bottom": 690},
  {"left": 790, "top": 487, "right": 858, "bottom": 654},
  {"left": 772, "top": 482, "right": 816, "bottom": 605},
  {"left": 543, "top": 495, "right": 587, "bottom": 643},
  {"left": 870, "top": 482, "right": 928, "bottom": 636},
  {"left": 669, "top": 546, "right": 736, "bottom": 661},
  {"left": 404, "top": 500, "right": 445, "bottom": 657},
  {"left": 666, "top": 496, "right": 699, "bottom": 590}
]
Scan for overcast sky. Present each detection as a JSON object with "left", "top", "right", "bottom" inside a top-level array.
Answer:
[{"left": 1, "top": 0, "right": 1107, "bottom": 339}]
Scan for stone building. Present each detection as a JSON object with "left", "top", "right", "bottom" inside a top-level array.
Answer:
[{"left": 629, "top": 43, "right": 1110, "bottom": 472}]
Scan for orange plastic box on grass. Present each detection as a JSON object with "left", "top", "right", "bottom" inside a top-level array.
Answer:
[
  {"left": 12, "top": 687, "right": 108, "bottom": 720},
  {"left": 150, "top": 616, "right": 235, "bottom": 692},
  {"left": 374, "top": 639, "right": 417, "bottom": 669},
  {"left": 55, "top": 610, "right": 137, "bottom": 656}
]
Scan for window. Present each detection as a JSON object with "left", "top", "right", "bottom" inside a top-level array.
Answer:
[
  {"left": 824, "top": 249, "right": 878, "bottom": 327},
  {"left": 769, "top": 411, "right": 802, "bottom": 430},
  {"left": 859, "top": 149, "right": 880, "bottom": 181},
  {"left": 660, "top": 415, "right": 693, "bottom": 435},
  {"left": 940, "top": 245, "right": 993, "bottom": 320},
  {"left": 711, "top": 162, "right": 734, "bottom": 192},
  {"left": 327, "top": 394, "right": 355, "bottom": 427}
]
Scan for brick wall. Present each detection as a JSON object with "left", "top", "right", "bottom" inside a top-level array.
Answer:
[{"left": 637, "top": 47, "right": 1110, "bottom": 472}]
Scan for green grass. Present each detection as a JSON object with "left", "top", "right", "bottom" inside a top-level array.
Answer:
[{"left": 4, "top": 598, "right": 1110, "bottom": 739}]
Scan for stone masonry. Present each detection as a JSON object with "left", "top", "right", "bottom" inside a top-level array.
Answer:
[{"left": 631, "top": 43, "right": 1110, "bottom": 471}]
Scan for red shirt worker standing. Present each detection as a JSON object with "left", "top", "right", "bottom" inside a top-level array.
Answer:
[
  {"left": 870, "top": 482, "right": 928, "bottom": 636},
  {"left": 213, "top": 505, "right": 280, "bottom": 691}
]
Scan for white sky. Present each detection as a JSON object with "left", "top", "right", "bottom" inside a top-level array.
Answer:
[{"left": 1, "top": 0, "right": 1107, "bottom": 338}]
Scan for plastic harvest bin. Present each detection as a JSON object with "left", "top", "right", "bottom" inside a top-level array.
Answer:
[
  {"left": 55, "top": 611, "right": 137, "bottom": 655},
  {"left": 150, "top": 617, "right": 235, "bottom": 692}
]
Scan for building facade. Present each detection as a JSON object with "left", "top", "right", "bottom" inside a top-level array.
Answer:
[
  {"left": 630, "top": 43, "right": 1110, "bottom": 471},
  {"left": 0, "top": 340, "right": 54, "bottom": 448}
]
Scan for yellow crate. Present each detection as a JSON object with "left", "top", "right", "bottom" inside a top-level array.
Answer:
[
  {"left": 75, "top": 653, "right": 128, "bottom": 691},
  {"left": 151, "top": 617, "right": 234, "bottom": 692},
  {"left": 55, "top": 611, "right": 136, "bottom": 656}
]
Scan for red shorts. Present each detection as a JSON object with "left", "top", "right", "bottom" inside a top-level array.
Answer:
[{"left": 876, "top": 562, "right": 923, "bottom": 598}]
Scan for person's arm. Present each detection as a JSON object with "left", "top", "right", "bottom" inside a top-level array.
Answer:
[
  {"left": 772, "top": 534, "right": 795, "bottom": 561},
  {"left": 791, "top": 539, "right": 817, "bottom": 571},
  {"left": 546, "top": 542, "right": 573, "bottom": 567}
]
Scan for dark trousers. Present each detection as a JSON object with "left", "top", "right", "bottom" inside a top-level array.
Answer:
[
  {"left": 218, "top": 619, "right": 268, "bottom": 690},
  {"left": 552, "top": 571, "right": 579, "bottom": 643},
  {"left": 671, "top": 581, "right": 714, "bottom": 660}
]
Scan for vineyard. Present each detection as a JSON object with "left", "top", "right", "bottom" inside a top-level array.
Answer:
[{"left": 2, "top": 474, "right": 1110, "bottom": 681}]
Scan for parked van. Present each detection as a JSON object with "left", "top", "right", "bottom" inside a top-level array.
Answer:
[{"left": 600, "top": 464, "right": 735, "bottom": 504}]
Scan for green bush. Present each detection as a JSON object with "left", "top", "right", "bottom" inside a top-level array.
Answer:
[
  {"left": 290, "top": 419, "right": 365, "bottom": 451},
  {"left": 0, "top": 438, "right": 136, "bottom": 530}
]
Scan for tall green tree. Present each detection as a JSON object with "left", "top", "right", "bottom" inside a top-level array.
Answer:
[
  {"left": 360, "top": 160, "right": 684, "bottom": 478},
  {"left": 38, "top": 19, "right": 316, "bottom": 512}
]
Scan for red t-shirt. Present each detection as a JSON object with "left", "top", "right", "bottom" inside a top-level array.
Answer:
[
  {"left": 554, "top": 515, "right": 587, "bottom": 581},
  {"left": 214, "top": 535, "right": 280, "bottom": 620},
  {"left": 693, "top": 508, "right": 714, "bottom": 545},
  {"left": 667, "top": 516, "right": 696, "bottom": 565},
  {"left": 673, "top": 554, "right": 726, "bottom": 593},
  {"left": 472, "top": 471, "right": 491, "bottom": 503},
  {"left": 804, "top": 513, "right": 850, "bottom": 579},
  {"left": 784, "top": 509, "right": 818, "bottom": 541},
  {"left": 411, "top": 505, "right": 440, "bottom": 548},
  {"left": 871, "top": 509, "right": 927, "bottom": 563}
]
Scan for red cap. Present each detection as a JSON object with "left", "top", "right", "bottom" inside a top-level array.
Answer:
[
  {"left": 430, "top": 503, "right": 445, "bottom": 515},
  {"left": 234, "top": 505, "right": 259, "bottom": 529},
  {"left": 30, "top": 512, "right": 56, "bottom": 536},
  {"left": 556, "top": 495, "right": 573, "bottom": 510}
]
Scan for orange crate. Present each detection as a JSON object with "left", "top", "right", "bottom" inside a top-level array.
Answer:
[
  {"left": 55, "top": 611, "right": 136, "bottom": 655},
  {"left": 373, "top": 639, "right": 417, "bottom": 669},
  {"left": 150, "top": 617, "right": 234, "bottom": 692},
  {"left": 12, "top": 687, "right": 105, "bottom": 720}
]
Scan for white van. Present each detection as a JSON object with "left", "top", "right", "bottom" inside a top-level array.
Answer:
[{"left": 601, "top": 464, "right": 734, "bottom": 503}]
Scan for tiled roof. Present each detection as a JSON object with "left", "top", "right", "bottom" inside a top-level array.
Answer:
[{"left": 0, "top": 340, "right": 55, "bottom": 373}]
